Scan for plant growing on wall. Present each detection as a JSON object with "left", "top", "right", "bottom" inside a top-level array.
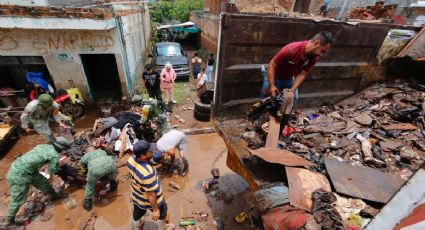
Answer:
[{"left": 149, "top": 0, "right": 204, "bottom": 23}]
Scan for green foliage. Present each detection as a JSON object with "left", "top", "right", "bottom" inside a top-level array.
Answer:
[{"left": 149, "top": 0, "right": 204, "bottom": 23}]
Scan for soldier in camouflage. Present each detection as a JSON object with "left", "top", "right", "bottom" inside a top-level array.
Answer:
[
  {"left": 79, "top": 148, "right": 118, "bottom": 211},
  {"left": 4, "top": 137, "right": 71, "bottom": 226},
  {"left": 20, "top": 94, "right": 70, "bottom": 139}
]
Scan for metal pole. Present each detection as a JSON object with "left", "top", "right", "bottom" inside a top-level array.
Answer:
[{"left": 336, "top": 0, "right": 349, "bottom": 21}]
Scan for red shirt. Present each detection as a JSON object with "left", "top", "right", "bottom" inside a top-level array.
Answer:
[{"left": 272, "top": 41, "right": 319, "bottom": 81}]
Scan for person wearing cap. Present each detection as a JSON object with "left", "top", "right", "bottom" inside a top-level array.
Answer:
[
  {"left": 156, "top": 129, "right": 189, "bottom": 176},
  {"left": 4, "top": 137, "right": 71, "bottom": 226},
  {"left": 127, "top": 140, "right": 168, "bottom": 230},
  {"left": 20, "top": 93, "right": 70, "bottom": 139},
  {"left": 79, "top": 148, "right": 118, "bottom": 211}
]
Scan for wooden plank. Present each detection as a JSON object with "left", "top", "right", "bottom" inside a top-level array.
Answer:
[
  {"left": 0, "top": 127, "right": 12, "bottom": 140},
  {"left": 265, "top": 115, "right": 280, "bottom": 148},
  {"left": 286, "top": 167, "right": 331, "bottom": 211},
  {"left": 325, "top": 158, "right": 403, "bottom": 203},
  {"left": 383, "top": 123, "right": 418, "bottom": 131},
  {"left": 250, "top": 147, "right": 316, "bottom": 167}
]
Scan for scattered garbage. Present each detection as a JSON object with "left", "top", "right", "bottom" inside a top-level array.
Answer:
[
  {"left": 80, "top": 213, "right": 97, "bottom": 230},
  {"left": 235, "top": 212, "right": 249, "bottom": 224},
  {"left": 241, "top": 80, "right": 425, "bottom": 229},
  {"left": 210, "top": 168, "right": 219, "bottom": 179},
  {"left": 168, "top": 181, "right": 181, "bottom": 190},
  {"left": 66, "top": 197, "right": 77, "bottom": 210},
  {"left": 179, "top": 219, "right": 196, "bottom": 226}
]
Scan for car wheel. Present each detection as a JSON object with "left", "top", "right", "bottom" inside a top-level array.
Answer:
[
  {"left": 194, "top": 100, "right": 211, "bottom": 114},
  {"left": 194, "top": 110, "right": 210, "bottom": 122}
]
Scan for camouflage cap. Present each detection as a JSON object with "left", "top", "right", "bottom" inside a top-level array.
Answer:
[{"left": 38, "top": 94, "right": 53, "bottom": 105}]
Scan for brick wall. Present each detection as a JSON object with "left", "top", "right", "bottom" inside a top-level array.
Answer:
[
  {"left": 204, "top": 0, "right": 297, "bottom": 13},
  {"left": 191, "top": 12, "right": 220, "bottom": 54},
  {"left": 0, "top": 4, "right": 115, "bottom": 19}
]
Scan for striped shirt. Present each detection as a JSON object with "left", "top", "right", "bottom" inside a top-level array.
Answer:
[{"left": 127, "top": 155, "right": 164, "bottom": 210}]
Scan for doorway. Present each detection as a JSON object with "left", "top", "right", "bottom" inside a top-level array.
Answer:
[
  {"left": 80, "top": 54, "right": 123, "bottom": 102},
  {"left": 0, "top": 56, "right": 53, "bottom": 107}
]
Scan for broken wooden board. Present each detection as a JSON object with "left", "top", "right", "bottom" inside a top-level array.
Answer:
[
  {"left": 265, "top": 115, "right": 280, "bottom": 148},
  {"left": 325, "top": 158, "right": 403, "bottom": 203},
  {"left": 383, "top": 123, "right": 418, "bottom": 131},
  {"left": 286, "top": 167, "right": 331, "bottom": 211},
  {"left": 380, "top": 140, "right": 403, "bottom": 151},
  {"left": 250, "top": 147, "right": 316, "bottom": 167},
  {"left": 0, "top": 127, "right": 12, "bottom": 140}
]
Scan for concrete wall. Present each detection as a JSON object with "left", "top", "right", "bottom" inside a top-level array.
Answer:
[
  {"left": 0, "top": 28, "right": 127, "bottom": 102},
  {"left": 113, "top": 3, "right": 151, "bottom": 94}
]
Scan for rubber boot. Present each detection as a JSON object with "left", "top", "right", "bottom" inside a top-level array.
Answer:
[
  {"left": 179, "top": 157, "right": 189, "bottom": 177},
  {"left": 109, "top": 180, "right": 118, "bottom": 192},
  {"left": 131, "top": 217, "right": 144, "bottom": 230},
  {"left": 82, "top": 198, "right": 93, "bottom": 211},
  {"left": 157, "top": 219, "right": 166, "bottom": 230},
  {"left": 2, "top": 216, "right": 18, "bottom": 227},
  {"left": 48, "top": 189, "right": 68, "bottom": 201}
]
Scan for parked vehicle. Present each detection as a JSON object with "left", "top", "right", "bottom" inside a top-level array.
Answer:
[
  {"left": 26, "top": 73, "right": 85, "bottom": 118},
  {"left": 152, "top": 42, "right": 190, "bottom": 80}
]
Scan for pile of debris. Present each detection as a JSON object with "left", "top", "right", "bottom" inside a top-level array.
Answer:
[
  {"left": 243, "top": 79, "right": 425, "bottom": 229},
  {"left": 348, "top": 2, "right": 396, "bottom": 21},
  {"left": 3, "top": 96, "right": 175, "bottom": 226}
]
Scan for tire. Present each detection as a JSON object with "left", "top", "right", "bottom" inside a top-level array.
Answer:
[
  {"left": 62, "top": 101, "right": 84, "bottom": 118},
  {"left": 194, "top": 100, "right": 211, "bottom": 114},
  {"left": 194, "top": 110, "right": 210, "bottom": 122}
]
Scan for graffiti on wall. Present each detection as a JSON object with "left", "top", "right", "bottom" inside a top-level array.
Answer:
[
  {"left": 0, "top": 35, "right": 18, "bottom": 51},
  {"left": 0, "top": 32, "right": 115, "bottom": 54}
]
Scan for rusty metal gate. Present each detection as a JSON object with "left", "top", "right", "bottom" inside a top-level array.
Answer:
[{"left": 213, "top": 13, "right": 419, "bottom": 117}]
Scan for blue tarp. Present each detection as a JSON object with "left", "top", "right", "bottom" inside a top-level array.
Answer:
[{"left": 26, "top": 72, "right": 49, "bottom": 91}]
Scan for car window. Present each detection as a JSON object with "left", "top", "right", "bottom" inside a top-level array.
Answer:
[{"left": 156, "top": 45, "right": 183, "bottom": 57}]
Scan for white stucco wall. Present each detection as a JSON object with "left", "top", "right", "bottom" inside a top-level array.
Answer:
[
  {"left": 113, "top": 3, "right": 151, "bottom": 94},
  {"left": 0, "top": 28, "right": 128, "bottom": 101}
]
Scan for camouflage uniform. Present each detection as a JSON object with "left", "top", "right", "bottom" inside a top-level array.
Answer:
[
  {"left": 20, "top": 100, "right": 69, "bottom": 138},
  {"left": 156, "top": 112, "right": 171, "bottom": 140},
  {"left": 79, "top": 150, "right": 117, "bottom": 200},
  {"left": 6, "top": 144, "right": 59, "bottom": 220}
]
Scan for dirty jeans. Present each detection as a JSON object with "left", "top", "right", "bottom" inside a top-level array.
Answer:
[
  {"left": 133, "top": 202, "right": 168, "bottom": 221},
  {"left": 162, "top": 87, "right": 174, "bottom": 103},
  {"left": 147, "top": 88, "right": 162, "bottom": 101},
  {"left": 6, "top": 172, "right": 53, "bottom": 219}
]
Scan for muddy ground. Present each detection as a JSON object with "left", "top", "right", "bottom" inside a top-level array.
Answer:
[{"left": 0, "top": 131, "right": 257, "bottom": 230}]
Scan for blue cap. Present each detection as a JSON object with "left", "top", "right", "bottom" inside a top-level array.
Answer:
[{"left": 133, "top": 140, "right": 157, "bottom": 155}]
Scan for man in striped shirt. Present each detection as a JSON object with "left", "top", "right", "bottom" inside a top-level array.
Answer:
[{"left": 127, "top": 140, "right": 168, "bottom": 230}]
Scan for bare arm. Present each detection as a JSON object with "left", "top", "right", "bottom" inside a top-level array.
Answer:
[
  {"left": 267, "top": 59, "right": 278, "bottom": 96},
  {"left": 291, "top": 70, "right": 308, "bottom": 91},
  {"left": 146, "top": 191, "right": 160, "bottom": 220}
]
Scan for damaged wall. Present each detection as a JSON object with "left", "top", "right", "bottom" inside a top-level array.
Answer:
[
  {"left": 0, "top": 2, "right": 151, "bottom": 102},
  {"left": 113, "top": 3, "right": 151, "bottom": 94},
  {"left": 0, "top": 29, "right": 126, "bottom": 101}
]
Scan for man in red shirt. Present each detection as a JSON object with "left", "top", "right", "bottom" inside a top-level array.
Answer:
[{"left": 267, "top": 31, "right": 334, "bottom": 97}]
